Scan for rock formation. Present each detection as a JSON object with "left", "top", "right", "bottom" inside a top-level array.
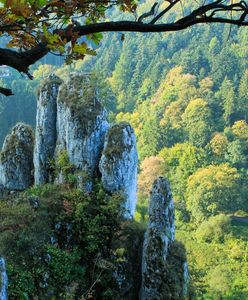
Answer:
[
  {"left": 141, "top": 177, "right": 188, "bottom": 300},
  {"left": 0, "top": 257, "right": 8, "bottom": 300},
  {"left": 99, "top": 122, "right": 138, "bottom": 218},
  {"left": 0, "top": 74, "right": 189, "bottom": 299},
  {"left": 0, "top": 123, "right": 34, "bottom": 190},
  {"left": 56, "top": 74, "right": 109, "bottom": 178},
  {"left": 34, "top": 74, "right": 62, "bottom": 185},
  {"left": 32, "top": 73, "right": 137, "bottom": 201}
]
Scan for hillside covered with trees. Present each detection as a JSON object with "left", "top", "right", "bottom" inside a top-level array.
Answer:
[{"left": 0, "top": 1, "right": 248, "bottom": 299}]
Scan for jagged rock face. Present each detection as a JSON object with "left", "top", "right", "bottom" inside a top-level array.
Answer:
[
  {"left": 0, "top": 123, "right": 34, "bottom": 190},
  {"left": 141, "top": 177, "right": 175, "bottom": 300},
  {"left": 0, "top": 257, "right": 8, "bottom": 300},
  {"left": 56, "top": 74, "right": 108, "bottom": 177},
  {"left": 99, "top": 122, "right": 138, "bottom": 218},
  {"left": 34, "top": 74, "right": 62, "bottom": 185}
]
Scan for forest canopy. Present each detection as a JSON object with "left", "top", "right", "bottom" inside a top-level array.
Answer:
[
  {"left": 0, "top": 1, "right": 248, "bottom": 297},
  {"left": 0, "top": 0, "right": 248, "bottom": 95}
]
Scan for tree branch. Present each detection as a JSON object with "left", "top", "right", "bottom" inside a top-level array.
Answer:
[
  {"left": 0, "top": 0, "right": 248, "bottom": 96},
  {"left": 0, "top": 87, "right": 13, "bottom": 96},
  {"left": 72, "top": 18, "right": 248, "bottom": 36},
  {"left": 150, "top": 0, "right": 180, "bottom": 24},
  {"left": 138, "top": 2, "right": 158, "bottom": 23},
  {"left": 0, "top": 43, "right": 49, "bottom": 74}
]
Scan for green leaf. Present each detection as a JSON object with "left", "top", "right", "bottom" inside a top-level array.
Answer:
[{"left": 86, "top": 32, "right": 103, "bottom": 45}]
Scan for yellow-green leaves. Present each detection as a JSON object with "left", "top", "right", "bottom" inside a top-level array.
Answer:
[
  {"left": 0, "top": 0, "right": 134, "bottom": 62},
  {"left": 87, "top": 32, "right": 103, "bottom": 45},
  {"left": 42, "top": 24, "right": 65, "bottom": 53}
]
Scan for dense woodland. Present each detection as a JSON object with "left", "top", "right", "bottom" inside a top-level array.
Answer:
[{"left": 0, "top": 2, "right": 248, "bottom": 298}]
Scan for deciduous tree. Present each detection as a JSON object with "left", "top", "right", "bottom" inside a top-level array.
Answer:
[
  {"left": 0, "top": 0, "right": 248, "bottom": 95},
  {"left": 186, "top": 163, "right": 241, "bottom": 223}
]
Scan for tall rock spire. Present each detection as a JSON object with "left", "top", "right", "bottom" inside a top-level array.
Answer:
[
  {"left": 55, "top": 73, "right": 109, "bottom": 180},
  {"left": 99, "top": 122, "right": 138, "bottom": 218},
  {"left": 141, "top": 177, "right": 188, "bottom": 300},
  {"left": 34, "top": 74, "right": 62, "bottom": 185}
]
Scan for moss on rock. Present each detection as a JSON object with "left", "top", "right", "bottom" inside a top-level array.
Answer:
[
  {"left": 0, "top": 123, "right": 34, "bottom": 163},
  {"left": 57, "top": 73, "right": 103, "bottom": 124},
  {"left": 103, "top": 122, "right": 133, "bottom": 159},
  {"left": 163, "top": 240, "right": 189, "bottom": 299},
  {"left": 37, "top": 74, "right": 63, "bottom": 103}
]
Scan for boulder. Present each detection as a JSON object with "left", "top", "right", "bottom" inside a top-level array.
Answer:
[{"left": 0, "top": 123, "right": 34, "bottom": 190}]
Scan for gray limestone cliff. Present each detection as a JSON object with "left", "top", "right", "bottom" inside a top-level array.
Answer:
[
  {"left": 0, "top": 123, "right": 34, "bottom": 190},
  {"left": 99, "top": 122, "right": 138, "bottom": 218},
  {"left": 34, "top": 74, "right": 62, "bottom": 185},
  {"left": 0, "top": 257, "right": 8, "bottom": 300},
  {"left": 141, "top": 177, "right": 188, "bottom": 300},
  {"left": 56, "top": 74, "right": 108, "bottom": 182}
]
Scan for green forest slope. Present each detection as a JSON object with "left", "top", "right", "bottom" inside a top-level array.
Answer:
[{"left": 0, "top": 3, "right": 248, "bottom": 298}]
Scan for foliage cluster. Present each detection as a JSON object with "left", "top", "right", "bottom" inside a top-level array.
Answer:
[
  {"left": 0, "top": 178, "right": 145, "bottom": 299},
  {"left": 177, "top": 220, "right": 248, "bottom": 299}
]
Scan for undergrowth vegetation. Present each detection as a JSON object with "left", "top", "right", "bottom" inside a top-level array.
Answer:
[{"left": 0, "top": 182, "right": 145, "bottom": 299}]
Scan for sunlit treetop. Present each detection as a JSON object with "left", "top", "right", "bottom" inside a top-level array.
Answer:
[{"left": 0, "top": 0, "right": 248, "bottom": 95}]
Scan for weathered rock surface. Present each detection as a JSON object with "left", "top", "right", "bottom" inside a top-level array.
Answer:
[
  {"left": 34, "top": 74, "right": 62, "bottom": 185},
  {"left": 56, "top": 74, "right": 108, "bottom": 178},
  {"left": 99, "top": 122, "right": 138, "bottom": 218},
  {"left": 141, "top": 177, "right": 188, "bottom": 300},
  {"left": 0, "top": 123, "right": 34, "bottom": 190},
  {"left": 0, "top": 257, "right": 8, "bottom": 300}
]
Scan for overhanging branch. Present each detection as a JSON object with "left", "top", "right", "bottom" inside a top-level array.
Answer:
[
  {"left": 0, "top": 0, "right": 247, "bottom": 96},
  {"left": 0, "top": 87, "right": 13, "bottom": 96},
  {"left": 150, "top": 0, "right": 180, "bottom": 24},
  {"left": 0, "top": 43, "right": 49, "bottom": 74}
]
